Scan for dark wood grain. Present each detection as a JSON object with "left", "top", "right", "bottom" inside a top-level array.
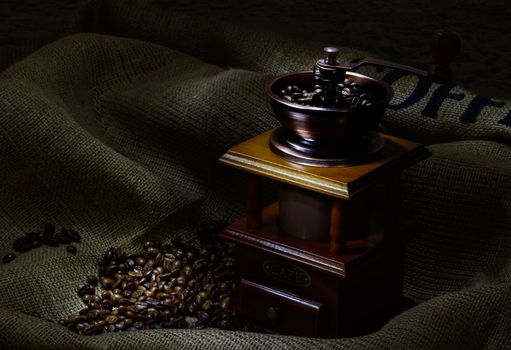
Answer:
[
  {"left": 219, "top": 130, "right": 429, "bottom": 337},
  {"left": 245, "top": 174, "right": 262, "bottom": 229},
  {"left": 219, "top": 129, "right": 431, "bottom": 199},
  {"left": 427, "top": 30, "right": 462, "bottom": 83},
  {"left": 239, "top": 279, "right": 324, "bottom": 337},
  {"left": 329, "top": 199, "right": 349, "bottom": 254},
  {"left": 222, "top": 212, "right": 413, "bottom": 337}
]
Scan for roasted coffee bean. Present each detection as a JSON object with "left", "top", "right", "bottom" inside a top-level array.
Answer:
[
  {"left": 57, "top": 229, "right": 71, "bottom": 244},
  {"left": 197, "top": 310, "right": 210, "bottom": 323},
  {"left": 132, "top": 321, "right": 144, "bottom": 329},
  {"left": 105, "top": 315, "right": 118, "bottom": 324},
  {"left": 192, "top": 258, "right": 206, "bottom": 271},
  {"left": 220, "top": 297, "right": 231, "bottom": 310},
  {"left": 143, "top": 241, "right": 159, "bottom": 250},
  {"left": 170, "top": 259, "right": 182, "bottom": 270},
  {"left": 216, "top": 318, "right": 232, "bottom": 329},
  {"left": 100, "top": 299, "right": 113, "bottom": 309},
  {"left": 86, "top": 309, "right": 101, "bottom": 320},
  {"left": 44, "top": 237, "right": 59, "bottom": 247},
  {"left": 64, "top": 231, "right": 238, "bottom": 335},
  {"left": 77, "top": 284, "right": 95, "bottom": 297},
  {"left": 123, "top": 318, "right": 134, "bottom": 328},
  {"left": 2, "top": 253, "right": 16, "bottom": 264},
  {"left": 65, "top": 229, "right": 81, "bottom": 243},
  {"left": 187, "top": 302, "right": 198, "bottom": 315},
  {"left": 146, "top": 247, "right": 160, "bottom": 256},
  {"left": 100, "top": 277, "right": 114, "bottom": 290},
  {"left": 135, "top": 256, "right": 146, "bottom": 267},
  {"left": 86, "top": 276, "right": 98, "bottom": 286},
  {"left": 125, "top": 258, "right": 136, "bottom": 269},
  {"left": 147, "top": 308, "right": 161, "bottom": 321},
  {"left": 25, "top": 231, "right": 39, "bottom": 242},
  {"left": 176, "top": 276, "right": 187, "bottom": 286},
  {"left": 164, "top": 250, "right": 176, "bottom": 259},
  {"left": 114, "top": 322, "right": 126, "bottom": 331},
  {"left": 202, "top": 300, "right": 213, "bottom": 311},
  {"left": 220, "top": 257, "right": 235, "bottom": 268},
  {"left": 134, "top": 301, "right": 148, "bottom": 311},
  {"left": 112, "top": 278, "right": 124, "bottom": 291},
  {"left": 81, "top": 294, "right": 94, "bottom": 303},
  {"left": 78, "top": 308, "right": 89, "bottom": 316},
  {"left": 140, "top": 250, "right": 151, "bottom": 260},
  {"left": 43, "top": 223, "right": 55, "bottom": 237},
  {"left": 210, "top": 286, "right": 222, "bottom": 301},
  {"left": 110, "top": 293, "right": 123, "bottom": 303},
  {"left": 154, "top": 252, "right": 163, "bottom": 265},
  {"left": 117, "top": 305, "right": 129, "bottom": 316},
  {"left": 119, "top": 298, "right": 131, "bottom": 307},
  {"left": 218, "top": 281, "right": 231, "bottom": 292},
  {"left": 278, "top": 80, "right": 374, "bottom": 109},
  {"left": 13, "top": 237, "right": 31, "bottom": 252},
  {"left": 131, "top": 289, "right": 144, "bottom": 299},
  {"left": 182, "top": 265, "right": 194, "bottom": 279},
  {"left": 124, "top": 280, "right": 137, "bottom": 291},
  {"left": 67, "top": 245, "right": 77, "bottom": 255},
  {"left": 186, "top": 248, "right": 198, "bottom": 260},
  {"left": 30, "top": 240, "right": 41, "bottom": 249},
  {"left": 103, "top": 248, "right": 118, "bottom": 262}
]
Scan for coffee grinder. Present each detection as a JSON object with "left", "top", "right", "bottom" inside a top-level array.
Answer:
[{"left": 219, "top": 31, "right": 460, "bottom": 337}]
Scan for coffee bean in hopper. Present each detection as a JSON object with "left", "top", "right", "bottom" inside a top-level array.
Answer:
[{"left": 277, "top": 79, "right": 374, "bottom": 109}]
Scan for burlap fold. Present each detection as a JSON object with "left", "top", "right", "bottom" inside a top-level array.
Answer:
[{"left": 0, "top": 1, "right": 510, "bottom": 349}]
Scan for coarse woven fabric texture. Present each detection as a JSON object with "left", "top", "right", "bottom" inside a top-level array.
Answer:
[{"left": 0, "top": 1, "right": 511, "bottom": 349}]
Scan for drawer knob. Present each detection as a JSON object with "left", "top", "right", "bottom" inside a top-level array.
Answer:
[{"left": 266, "top": 306, "right": 278, "bottom": 320}]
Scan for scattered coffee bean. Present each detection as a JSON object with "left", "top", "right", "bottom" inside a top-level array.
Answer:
[
  {"left": 2, "top": 224, "right": 82, "bottom": 264},
  {"left": 44, "top": 237, "right": 60, "bottom": 247},
  {"left": 13, "top": 237, "right": 31, "bottom": 253},
  {"left": 66, "top": 229, "right": 81, "bottom": 243},
  {"left": 43, "top": 223, "right": 55, "bottom": 238},
  {"left": 87, "top": 276, "right": 98, "bottom": 286},
  {"left": 57, "top": 229, "right": 71, "bottom": 244},
  {"left": 2, "top": 253, "right": 16, "bottom": 264}
]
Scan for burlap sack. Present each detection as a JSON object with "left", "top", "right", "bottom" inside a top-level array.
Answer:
[{"left": 0, "top": 1, "right": 510, "bottom": 349}]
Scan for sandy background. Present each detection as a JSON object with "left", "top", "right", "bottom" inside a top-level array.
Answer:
[{"left": 0, "top": 0, "right": 510, "bottom": 99}]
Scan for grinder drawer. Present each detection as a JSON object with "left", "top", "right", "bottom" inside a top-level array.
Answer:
[{"left": 239, "top": 279, "right": 324, "bottom": 336}]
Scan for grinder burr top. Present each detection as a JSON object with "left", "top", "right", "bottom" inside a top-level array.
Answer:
[
  {"left": 313, "top": 29, "right": 461, "bottom": 84},
  {"left": 267, "top": 30, "right": 461, "bottom": 167},
  {"left": 322, "top": 47, "right": 340, "bottom": 65}
]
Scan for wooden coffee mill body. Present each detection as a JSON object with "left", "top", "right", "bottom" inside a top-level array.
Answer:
[
  {"left": 219, "top": 130, "right": 429, "bottom": 337},
  {"left": 219, "top": 31, "right": 458, "bottom": 337}
]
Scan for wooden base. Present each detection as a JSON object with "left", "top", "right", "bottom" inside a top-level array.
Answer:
[
  {"left": 218, "top": 129, "right": 429, "bottom": 337},
  {"left": 220, "top": 203, "right": 412, "bottom": 337}
]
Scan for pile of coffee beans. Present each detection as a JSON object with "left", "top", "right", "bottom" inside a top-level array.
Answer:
[
  {"left": 2, "top": 223, "right": 81, "bottom": 264},
  {"left": 60, "top": 222, "right": 253, "bottom": 335},
  {"left": 278, "top": 79, "right": 374, "bottom": 109}
]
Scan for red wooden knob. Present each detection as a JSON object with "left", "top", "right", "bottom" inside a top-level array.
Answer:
[{"left": 427, "top": 30, "right": 461, "bottom": 83}]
